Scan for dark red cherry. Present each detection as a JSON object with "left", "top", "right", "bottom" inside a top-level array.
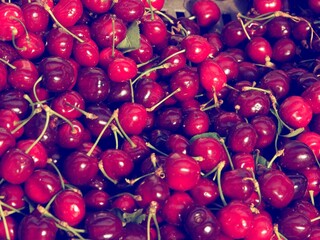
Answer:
[
  {"left": 214, "top": 53, "right": 239, "bottom": 81},
  {"left": 211, "top": 111, "right": 243, "bottom": 137},
  {"left": 253, "top": 0, "right": 282, "bottom": 14},
  {"left": 73, "top": 38, "right": 100, "bottom": 67},
  {"left": 279, "top": 96, "right": 313, "bottom": 128},
  {"left": 0, "top": 89, "right": 30, "bottom": 119},
  {"left": 267, "top": 17, "right": 291, "bottom": 39},
  {"left": 51, "top": 0, "right": 83, "bottom": 27},
  {"left": 221, "top": 20, "right": 246, "bottom": 48},
  {"left": 203, "top": 32, "right": 223, "bottom": 56},
  {"left": 84, "top": 189, "right": 109, "bottom": 211},
  {"left": 0, "top": 127, "right": 15, "bottom": 157},
  {"left": 258, "top": 169, "right": 295, "bottom": 208},
  {"left": 245, "top": 37, "right": 273, "bottom": 65},
  {"left": 292, "top": 199, "right": 320, "bottom": 227},
  {"left": 164, "top": 152, "right": 201, "bottom": 191},
  {"left": 237, "top": 61, "right": 260, "bottom": 82},
  {"left": 57, "top": 119, "right": 84, "bottom": 149},
  {"left": 189, "top": 177, "right": 219, "bottom": 206},
  {"left": 183, "top": 204, "right": 221, "bottom": 239},
  {"left": 112, "top": 0, "right": 145, "bottom": 22},
  {"left": 107, "top": 56, "right": 138, "bottom": 82},
  {"left": 250, "top": 115, "right": 277, "bottom": 149},
  {"left": 301, "top": 166, "right": 320, "bottom": 198},
  {"left": 182, "top": 109, "right": 210, "bottom": 137},
  {"left": 140, "top": 13, "right": 167, "bottom": 46},
  {"left": 111, "top": 193, "right": 137, "bottom": 213},
  {"left": 191, "top": 0, "right": 221, "bottom": 28},
  {"left": 302, "top": 81, "right": 320, "bottom": 114},
  {"left": 297, "top": 131, "right": 320, "bottom": 159},
  {"left": 272, "top": 37, "right": 297, "bottom": 63},
  {"left": 181, "top": 34, "right": 212, "bottom": 63},
  {"left": 52, "top": 189, "right": 86, "bottom": 227},
  {"left": 81, "top": 0, "right": 112, "bottom": 13},
  {"left": 121, "top": 135, "right": 151, "bottom": 163},
  {"left": 127, "top": 34, "right": 153, "bottom": 64},
  {"left": 160, "top": 224, "right": 187, "bottom": 240},
  {"left": 17, "top": 139, "right": 48, "bottom": 168},
  {"left": 0, "top": 183, "right": 25, "bottom": 210},
  {"left": 24, "top": 169, "right": 62, "bottom": 204}
]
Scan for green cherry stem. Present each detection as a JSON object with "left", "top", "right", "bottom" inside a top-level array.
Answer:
[
  {"left": 216, "top": 161, "right": 227, "bottom": 206},
  {"left": 132, "top": 63, "right": 170, "bottom": 85},
  {"left": 266, "top": 149, "right": 285, "bottom": 169},
  {"left": 0, "top": 201, "right": 10, "bottom": 240},
  {"left": 0, "top": 58, "right": 16, "bottom": 69},
  {"left": 146, "top": 87, "right": 181, "bottom": 112},
  {"left": 98, "top": 160, "right": 118, "bottom": 184},
  {"left": 158, "top": 49, "right": 186, "bottom": 66},
  {"left": 47, "top": 158, "right": 66, "bottom": 190},
  {"left": 145, "top": 142, "right": 168, "bottom": 156}
]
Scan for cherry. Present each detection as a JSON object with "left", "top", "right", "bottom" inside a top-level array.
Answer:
[
  {"left": 0, "top": 3, "right": 25, "bottom": 41},
  {"left": 301, "top": 166, "right": 320, "bottom": 198},
  {"left": 121, "top": 222, "right": 148, "bottom": 240},
  {"left": 73, "top": 38, "right": 100, "bottom": 67},
  {"left": 0, "top": 182, "right": 25, "bottom": 210},
  {"left": 292, "top": 20, "right": 311, "bottom": 43},
  {"left": 15, "top": 32, "right": 45, "bottom": 60},
  {"left": 112, "top": 0, "right": 145, "bottom": 23},
  {"left": 17, "top": 139, "right": 48, "bottom": 168},
  {"left": 81, "top": 0, "right": 112, "bottom": 14},
  {"left": 297, "top": 131, "right": 320, "bottom": 159},
  {"left": 100, "top": 149, "right": 134, "bottom": 183},
  {"left": 85, "top": 211, "right": 123, "bottom": 240},
  {"left": 161, "top": 191, "right": 194, "bottom": 226},
  {"left": 244, "top": 211, "right": 273, "bottom": 240},
  {"left": 0, "top": 148, "right": 34, "bottom": 184},
  {"left": 279, "top": 95, "right": 313, "bottom": 129},
  {"left": 302, "top": 81, "right": 320, "bottom": 114},
  {"left": 107, "top": 81, "right": 131, "bottom": 105},
  {"left": 76, "top": 67, "right": 111, "bottom": 103},
  {"left": 213, "top": 53, "right": 239, "bottom": 81},
  {"left": 21, "top": 2, "right": 49, "bottom": 33},
  {"left": 0, "top": 216, "right": 18, "bottom": 240},
  {"left": 198, "top": 58, "right": 227, "bottom": 94},
  {"left": 267, "top": 16, "right": 291, "bottom": 39},
  {"left": 90, "top": 14, "right": 127, "bottom": 48},
  {"left": 308, "top": 0, "right": 320, "bottom": 13},
  {"left": 107, "top": 56, "right": 138, "bottom": 82},
  {"left": 0, "top": 127, "right": 15, "bottom": 157},
  {"left": 0, "top": 108, "right": 23, "bottom": 139},
  {"left": 221, "top": 168, "right": 255, "bottom": 201},
  {"left": 287, "top": 172, "right": 308, "bottom": 200},
  {"left": 57, "top": 119, "right": 85, "bottom": 149},
  {"left": 189, "top": 136, "right": 227, "bottom": 173},
  {"left": 140, "top": 13, "right": 168, "bottom": 46},
  {"left": 189, "top": 177, "right": 219, "bottom": 206},
  {"left": 169, "top": 67, "right": 199, "bottom": 102},
  {"left": 217, "top": 200, "right": 253, "bottom": 239},
  {"left": 211, "top": 111, "right": 244, "bottom": 137},
  {"left": 278, "top": 210, "right": 312, "bottom": 240},
  {"left": 127, "top": 34, "right": 153, "bottom": 64},
  {"left": 191, "top": 0, "right": 221, "bottom": 28},
  {"left": 99, "top": 47, "right": 124, "bottom": 69},
  {"left": 164, "top": 152, "right": 201, "bottom": 191},
  {"left": 39, "top": 57, "right": 75, "bottom": 93},
  {"left": 165, "top": 134, "right": 189, "bottom": 154},
  {"left": 121, "top": 135, "right": 151, "bottom": 163},
  {"left": 245, "top": 37, "right": 273, "bottom": 65},
  {"left": 183, "top": 204, "right": 221, "bottom": 239},
  {"left": 292, "top": 199, "right": 320, "bottom": 227},
  {"left": 118, "top": 102, "right": 148, "bottom": 135},
  {"left": 135, "top": 174, "right": 170, "bottom": 208},
  {"left": 18, "top": 213, "right": 57, "bottom": 240},
  {"left": 221, "top": 20, "right": 246, "bottom": 48},
  {"left": 24, "top": 169, "right": 62, "bottom": 204},
  {"left": 250, "top": 115, "right": 277, "bottom": 149},
  {"left": 0, "top": 89, "right": 30, "bottom": 119},
  {"left": 111, "top": 193, "right": 137, "bottom": 213},
  {"left": 158, "top": 45, "right": 187, "bottom": 77},
  {"left": 141, "top": 0, "right": 164, "bottom": 10},
  {"left": 160, "top": 224, "right": 186, "bottom": 240},
  {"left": 181, "top": 34, "right": 212, "bottom": 63},
  {"left": 84, "top": 189, "right": 109, "bottom": 211},
  {"left": 232, "top": 152, "right": 255, "bottom": 170},
  {"left": 272, "top": 37, "right": 297, "bottom": 63},
  {"left": 227, "top": 122, "right": 258, "bottom": 153},
  {"left": 182, "top": 109, "right": 210, "bottom": 137},
  {"left": 154, "top": 107, "right": 183, "bottom": 132},
  {"left": 253, "top": 0, "right": 282, "bottom": 14},
  {"left": 258, "top": 168, "right": 295, "bottom": 208},
  {"left": 52, "top": 189, "right": 86, "bottom": 227},
  {"left": 51, "top": 0, "right": 83, "bottom": 27}
]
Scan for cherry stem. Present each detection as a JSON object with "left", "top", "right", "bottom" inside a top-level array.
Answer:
[
  {"left": 37, "top": 205, "right": 85, "bottom": 240},
  {"left": 244, "top": 170, "right": 262, "bottom": 207},
  {"left": 150, "top": 153, "right": 158, "bottom": 169},
  {"left": 44, "top": 105, "right": 76, "bottom": 133},
  {"left": 0, "top": 58, "right": 16, "bottom": 69},
  {"left": 113, "top": 112, "right": 137, "bottom": 149},
  {"left": 111, "top": 16, "right": 116, "bottom": 58},
  {"left": 219, "top": 138, "right": 234, "bottom": 170},
  {"left": 309, "top": 190, "right": 315, "bottom": 206},
  {"left": 0, "top": 201, "right": 10, "bottom": 240},
  {"left": 216, "top": 161, "right": 227, "bottom": 206},
  {"left": 267, "top": 149, "right": 284, "bottom": 168},
  {"left": 147, "top": 201, "right": 160, "bottom": 240},
  {"left": 154, "top": 9, "right": 175, "bottom": 24},
  {"left": 0, "top": 201, "right": 25, "bottom": 216},
  {"left": 65, "top": 102, "right": 98, "bottom": 120},
  {"left": 146, "top": 142, "right": 168, "bottom": 156},
  {"left": 273, "top": 224, "right": 288, "bottom": 240},
  {"left": 125, "top": 171, "right": 155, "bottom": 185},
  {"left": 146, "top": 87, "right": 181, "bottom": 112},
  {"left": 47, "top": 159, "right": 66, "bottom": 190},
  {"left": 136, "top": 56, "right": 159, "bottom": 68},
  {"left": 130, "top": 79, "right": 135, "bottom": 103},
  {"left": 11, "top": 27, "right": 25, "bottom": 51},
  {"left": 98, "top": 160, "right": 118, "bottom": 184},
  {"left": 87, "top": 110, "right": 117, "bottom": 157},
  {"left": 147, "top": 0, "right": 154, "bottom": 20},
  {"left": 111, "top": 124, "right": 120, "bottom": 150},
  {"left": 11, "top": 17, "right": 30, "bottom": 47},
  {"left": 203, "top": 164, "right": 220, "bottom": 178},
  {"left": 33, "top": 75, "right": 45, "bottom": 107},
  {"left": 44, "top": 4, "right": 84, "bottom": 43},
  {"left": 132, "top": 63, "right": 169, "bottom": 85},
  {"left": 25, "top": 110, "right": 50, "bottom": 154},
  {"left": 158, "top": 49, "right": 186, "bottom": 66}
]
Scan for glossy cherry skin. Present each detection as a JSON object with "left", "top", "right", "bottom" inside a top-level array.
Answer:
[
  {"left": 250, "top": 115, "right": 277, "bottom": 150},
  {"left": 90, "top": 14, "right": 127, "bottom": 48},
  {"left": 232, "top": 152, "right": 255, "bottom": 170},
  {"left": 160, "top": 224, "right": 186, "bottom": 240},
  {"left": 0, "top": 148, "right": 35, "bottom": 184},
  {"left": 0, "top": 127, "right": 15, "bottom": 157},
  {"left": 107, "top": 56, "right": 138, "bottom": 82},
  {"left": 52, "top": 189, "right": 86, "bottom": 227},
  {"left": 227, "top": 122, "right": 258, "bottom": 153},
  {"left": 164, "top": 152, "right": 201, "bottom": 191},
  {"left": 51, "top": 0, "right": 83, "bottom": 27},
  {"left": 45, "top": 28, "right": 74, "bottom": 58},
  {"left": 302, "top": 81, "right": 320, "bottom": 114},
  {"left": 191, "top": 0, "right": 221, "bottom": 28},
  {"left": 279, "top": 96, "right": 313, "bottom": 128},
  {"left": 258, "top": 169, "right": 294, "bottom": 208},
  {"left": 24, "top": 169, "right": 62, "bottom": 204},
  {"left": 279, "top": 140, "right": 316, "bottom": 171},
  {"left": 253, "top": 0, "right": 282, "bottom": 13},
  {"left": 161, "top": 191, "right": 194, "bottom": 226},
  {"left": 141, "top": 0, "right": 164, "bottom": 10},
  {"left": 272, "top": 38, "right": 297, "bottom": 63},
  {"left": 0, "top": 108, "right": 23, "bottom": 139},
  {"left": 278, "top": 211, "right": 312, "bottom": 240},
  {"left": 73, "top": 39, "right": 100, "bottom": 67},
  {"left": 140, "top": 13, "right": 167, "bottom": 46},
  {"left": 127, "top": 34, "right": 153, "bottom": 64},
  {"left": 121, "top": 223, "right": 148, "bottom": 240},
  {"left": 111, "top": 193, "right": 137, "bottom": 213},
  {"left": 17, "top": 139, "right": 48, "bottom": 169},
  {"left": 154, "top": 107, "right": 183, "bottom": 132},
  {"left": 0, "top": 89, "right": 30, "bottom": 119},
  {"left": 100, "top": 149, "right": 134, "bottom": 182},
  {"left": 135, "top": 174, "right": 170, "bottom": 208},
  {"left": 18, "top": 213, "right": 58, "bottom": 240},
  {"left": 244, "top": 211, "right": 273, "bottom": 240},
  {"left": 158, "top": 45, "right": 187, "bottom": 77},
  {"left": 217, "top": 201, "right": 253, "bottom": 239},
  {"left": 63, "top": 151, "right": 99, "bottom": 186},
  {"left": 182, "top": 109, "right": 210, "bottom": 137},
  {"left": 211, "top": 111, "right": 243, "bottom": 137},
  {"left": 221, "top": 20, "right": 246, "bottom": 48},
  {"left": 199, "top": 59, "right": 227, "bottom": 94},
  {"left": 266, "top": 16, "right": 291, "bottom": 39},
  {"left": 181, "top": 35, "right": 212, "bottom": 63},
  {"left": 221, "top": 168, "right": 255, "bottom": 201},
  {"left": 189, "top": 177, "right": 219, "bottom": 206},
  {"left": 183, "top": 204, "right": 221, "bottom": 239},
  {"left": 112, "top": 0, "right": 145, "bottom": 22},
  {"left": 39, "top": 57, "right": 75, "bottom": 93},
  {"left": 22, "top": 2, "right": 49, "bottom": 33},
  {"left": 0, "top": 3, "right": 25, "bottom": 41},
  {"left": 297, "top": 131, "right": 320, "bottom": 159},
  {"left": 189, "top": 137, "right": 227, "bottom": 173},
  {"left": 0, "top": 183, "right": 25, "bottom": 210},
  {"left": 81, "top": 0, "right": 112, "bottom": 13},
  {"left": 245, "top": 37, "right": 273, "bottom": 65},
  {"left": 84, "top": 189, "right": 109, "bottom": 211},
  {"left": 165, "top": 134, "right": 189, "bottom": 155},
  {"left": 99, "top": 47, "right": 124, "bottom": 69},
  {"left": 292, "top": 199, "right": 320, "bottom": 227},
  {"left": 301, "top": 166, "right": 320, "bottom": 198},
  {"left": 85, "top": 211, "right": 123, "bottom": 240},
  {"left": 118, "top": 102, "right": 148, "bottom": 135},
  {"left": 0, "top": 216, "right": 18, "bottom": 240},
  {"left": 57, "top": 119, "right": 85, "bottom": 149},
  {"left": 15, "top": 32, "right": 45, "bottom": 59},
  {"left": 121, "top": 135, "right": 151, "bottom": 163}
]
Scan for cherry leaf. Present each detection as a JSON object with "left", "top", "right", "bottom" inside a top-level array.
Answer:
[
  {"left": 117, "top": 20, "right": 140, "bottom": 53},
  {"left": 189, "top": 132, "right": 221, "bottom": 144}
]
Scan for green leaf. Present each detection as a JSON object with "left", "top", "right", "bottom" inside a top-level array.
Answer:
[
  {"left": 256, "top": 154, "right": 269, "bottom": 167},
  {"left": 122, "top": 209, "right": 146, "bottom": 224},
  {"left": 117, "top": 20, "right": 141, "bottom": 53},
  {"left": 189, "top": 132, "right": 221, "bottom": 144},
  {"left": 270, "top": 108, "right": 283, "bottom": 151}
]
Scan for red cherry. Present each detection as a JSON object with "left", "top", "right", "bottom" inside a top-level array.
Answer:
[
  {"left": 107, "top": 56, "right": 138, "bottom": 82},
  {"left": 164, "top": 152, "right": 201, "bottom": 191},
  {"left": 0, "top": 216, "right": 17, "bottom": 240},
  {"left": 297, "top": 131, "right": 320, "bottom": 159},
  {"left": 0, "top": 127, "right": 15, "bottom": 157},
  {"left": 189, "top": 177, "right": 219, "bottom": 206},
  {"left": 112, "top": 0, "right": 145, "bottom": 22},
  {"left": 81, "top": 0, "right": 112, "bottom": 13},
  {"left": 141, "top": 0, "right": 164, "bottom": 10},
  {"left": 181, "top": 34, "right": 212, "bottom": 63},
  {"left": 0, "top": 183, "right": 25, "bottom": 210},
  {"left": 191, "top": 0, "right": 221, "bottom": 28},
  {"left": 140, "top": 13, "right": 168, "bottom": 46},
  {"left": 46, "top": 27, "right": 74, "bottom": 58},
  {"left": 253, "top": 0, "right": 282, "bottom": 14},
  {"left": 17, "top": 139, "right": 48, "bottom": 168},
  {"left": 244, "top": 211, "right": 273, "bottom": 240},
  {"left": 73, "top": 38, "right": 100, "bottom": 67},
  {"left": 22, "top": 2, "right": 49, "bottom": 33},
  {"left": 51, "top": 0, "right": 83, "bottom": 27}
]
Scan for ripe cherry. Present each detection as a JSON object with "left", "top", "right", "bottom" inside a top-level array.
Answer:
[
  {"left": 84, "top": 189, "right": 109, "bottom": 211},
  {"left": 141, "top": 0, "right": 164, "bottom": 10},
  {"left": 181, "top": 35, "right": 212, "bottom": 63},
  {"left": 158, "top": 45, "right": 187, "bottom": 77},
  {"left": 81, "top": 0, "right": 112, "bottom": 13},
  {"left": 302, "top": 81, "right": 320, "bottom": 114},
  {"left": 182, "top": 109, "right": 210, "bottom": 137},
  {"left": 244, "top": 211, "right": 273, "bottom": 240},
  {"left": 107, "top": 56, "right": 138, "bottom": 82},
  {"left": 127, "top": 34, "right": 153, "bottom": 64},
  {"left": 245, "top": 37, "right": 273, "bottom": 65},
  {"left": 72, "top": 39, "right": 100, "bottom": 67},
  {"left": 22, "top": 2, "right": 49, "bottom": 33},
  {"left": 51, "top": 0, "right": 83, "bottom": 27},
  {"left": 189, "top": 177, "right": 219, "bottom": 206},
  {"left": 191, "top": 0, "right": 221, "bottom": 28},
  {"left": 297, "top": 131, "right": 320, "bottom": 159},
  {"left": 0, "top": 183, "right": 25, "bottom": 210},
  {"left": 112, "top": 0, "right": 145, "bottom": 22},
  {"left": 253, "top": 0, "right": 282, "bottom": 14},
  {"left": 17, "top": 139, "right": 48, "bottom": 168},
  {"left": 140, "top": 13, "right": 167, "bottom": 46}
]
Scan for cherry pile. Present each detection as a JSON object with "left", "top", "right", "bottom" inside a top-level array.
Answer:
[{"left": 0, "top": 0, "right": 319, "bottom": 239}]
